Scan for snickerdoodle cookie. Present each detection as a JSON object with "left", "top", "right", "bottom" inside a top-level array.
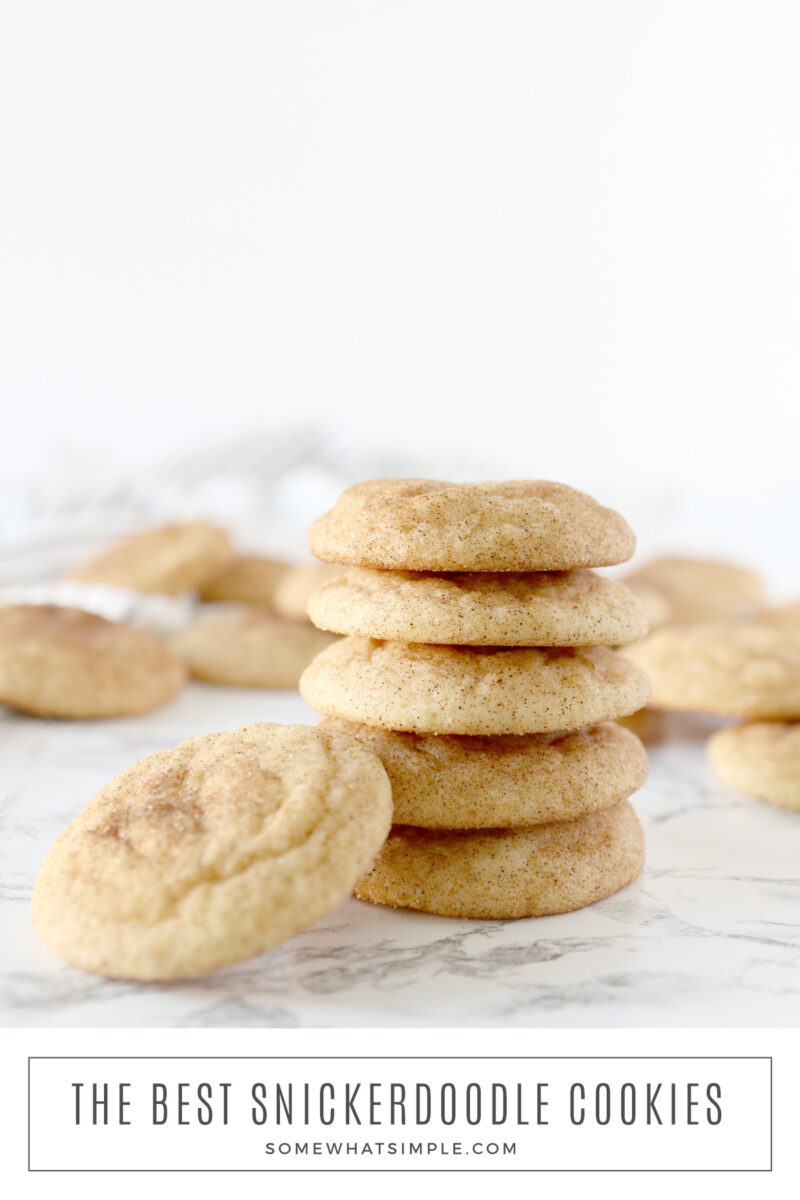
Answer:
[
  {"left": 354, "top": 801, "right": 644, "bottom": 918},
  {"left": 171, "top": 606, "right": 336, "bottom": 688},
  {"left": 300, "top": 637, "right": 651, "bottom": 734},
  {"left": 309, "top": 479, "right": 636, "bottom": 571},
  {"left": 320, "top": 718, "right": 648, "bottom": 827},
  {"left": 32, "top": 723, "right": 392, "bottom": 979},
  {"left": 66, "top": 522, "right": 234, "bottom": 595},
  {"left": 708, "top": 722, "right": 800, "bottom": 812},
  {"left": 624, "top": 557, "right": 763, "bottom": 624},
  {"left": 199, "top": 555, "right": 291, "bottom": 605},
  {"left": 0, "top": 605, "right": 185, "bottom": 718},
  {"left": 274, "top": 564, "right": 346, "bottom": 622},
  {"left": 309, "top": 567, "right": 648, "bottom": 646},
  {"left": 624, "top": 622, "right": 800, "bottom": 718}
]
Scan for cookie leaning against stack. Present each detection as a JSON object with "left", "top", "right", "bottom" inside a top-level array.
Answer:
[
  {"left": 33, "top": 723, "right": 392, "bottom": 979},
  {"left": 300, "top": 479, "right": 651, "bottom": 920}
]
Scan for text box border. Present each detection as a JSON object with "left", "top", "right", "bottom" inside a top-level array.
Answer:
[{"left": 27, "top": 1054, "right": 773, "bottom": 1173}]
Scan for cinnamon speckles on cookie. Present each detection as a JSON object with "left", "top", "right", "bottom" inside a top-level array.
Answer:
[
  {"left": 320, "top": 718, "right": 648, "bottom": 827},
  {"left": 309, "top": 566, "right": 648, "bottom": 646},
  {"left": 301, "top": 636, "right": 651, "bottom": 735},
  {"left": 309, "top": 479, "right": 636, "bottom": 571},
  {"left": 32, "top": 723, "right": 392, "bottom": 979},
  {"left": 354, "top": 801, "right": 645, "bottom": 919}
]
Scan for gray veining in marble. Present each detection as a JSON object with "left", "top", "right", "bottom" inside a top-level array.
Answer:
[{"left": 1, "top": 686, "right": 799, "bottom": 1028}]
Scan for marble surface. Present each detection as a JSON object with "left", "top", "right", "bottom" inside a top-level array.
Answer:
[{"left": 2, "top": 684, "right": 799, "bottom": 1029}]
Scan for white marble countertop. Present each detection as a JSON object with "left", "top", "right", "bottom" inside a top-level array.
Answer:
[{"left": 2, "top": 683, "right": 799, "bottom": 1028}]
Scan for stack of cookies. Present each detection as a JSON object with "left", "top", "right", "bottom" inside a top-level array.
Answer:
[{"left": 300, "top": 480, "right": 653, "bottom": 920}]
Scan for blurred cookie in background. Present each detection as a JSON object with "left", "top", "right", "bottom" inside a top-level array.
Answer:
[
  {"left": 171, "top": 604, "right": 336, "bottom": 688},
  {"left": 709, "top": 721, "right": 800, "bottom": 812},
  {"left": 273, "top": 564, "right": 345, "bottom": 623},
  {"left": 618, "top": 708, "right": 725, "bottom": 747},
  {"left": 623, "top": 556, "right": 764, "bottom": 624},
  {"left": 624, "top": 621, "right": 800, "bottom": 719},
  {"left": 199, "top": 554, "right": 292, "bottom": 607},
  {"left": 65, "top": 522, "right": 234, "bottom": 596},
  {"left": 0, "top": 604, "right": 185, "bottom": 718},
  {"left": 623, "top": 580, "right": 672, "bottom": 630}
]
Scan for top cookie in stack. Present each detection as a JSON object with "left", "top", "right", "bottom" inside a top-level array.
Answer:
[{"left": 300, "top": 479, "right": 651, "bottom": 920}]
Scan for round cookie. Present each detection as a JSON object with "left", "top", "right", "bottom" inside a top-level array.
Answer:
[
  {"left": 66, "top": 522, "right": 234, "bottom": 595},
  {"left": 309, "top": 479, "right": 636, "bottom": 571},
  {"left": 624, "top": 622, "right": 800, "bottom": 719},
  {"left": 320, "top": 718, "right": 648, "bottom": 827},
  {"left": 32, "top": 723, "right": 392, "bottom": 979},
  {"left": 300, "top": 637, "right": 651, "bottom": 735},
  {"left": 708, "top": 722, "right": 800, "bottom": 812},
  {"left": 355, "top": 801, "right": 644, "bottom": 919},
  {"left": 309, "top": 567, "right": 648, "bottom": 646},
  {"left": 200, "top": 555, "right": 291, "bottom": 606},
  {"left": 171, "top": 606, "right": 336, "bottom": 688},
  {"left": 274, "top": 564, "right": 346, "bottom": 622},
  {"left": 624, "top": 557, "right": 763, "bottom": 624},
  {"left": 0, "top": 605, "right": 185, "bottom": 719}
]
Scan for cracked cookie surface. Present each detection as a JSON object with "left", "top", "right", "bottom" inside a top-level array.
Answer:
[
  {"left": 355, "top": 801, "right": 644, "bottom": 918},
  {"left": 320, "top": 718, "right": 647, "bottom": 827},
  {"left": 301, "top": 637, "right": 651, "bottom": 735},
  {"left": 309, "top": 567, "right": 648, "bottom": 645},
  {"left": 308, "top": 479, "right": 635, "bottom": 571},
  {"left": 32, "top": 723, "right": 392, "bottom": 979}
]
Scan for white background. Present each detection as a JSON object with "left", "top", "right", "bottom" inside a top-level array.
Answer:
[{"left": 2, "top": 1, "right": 799, "bottom": 509}]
